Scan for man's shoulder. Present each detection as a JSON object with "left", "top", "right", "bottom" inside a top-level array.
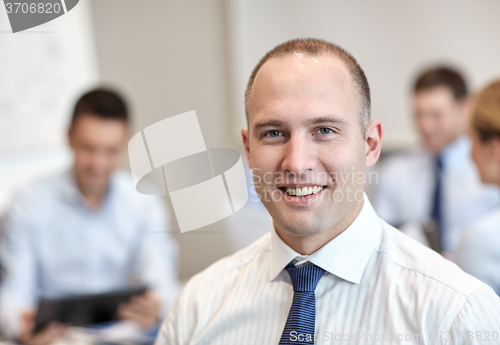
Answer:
[
  {"left": 468, "top": 208, "right": 500, "bottom": 236},
  {"left": 459, "top": 208, "right": 500, "bottom": 256},
  {"left": 377, "top": 220, "right": 488, "bottom": 298},
  {"left": 8, "top": 170, "right": 66, "bottom": 206},
  {"left": 111, "top": 170, "right": 165, "bottom": 206},
  {"left": 111, "top": 169, "right": 136, "bottom": 194}
]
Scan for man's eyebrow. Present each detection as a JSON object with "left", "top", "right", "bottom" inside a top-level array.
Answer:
[
  {"left": 252, "top": 116, "right": 346, "bottom": 132},
  {"left": 305, "top": 116, "right": 347, "bottom": 126},
  {"left": 253, "top": 119, "right": 287, "bottom": 131}
]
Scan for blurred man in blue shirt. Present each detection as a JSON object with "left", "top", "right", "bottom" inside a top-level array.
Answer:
[
  {"left": 0, "top": 89, "right": 180, "bottom": 344},
  {"left": 374, "top": 67, "right": 500, "bottom": 258}
]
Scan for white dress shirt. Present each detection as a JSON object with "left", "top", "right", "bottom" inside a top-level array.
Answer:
[
  {"left": 374, "top": 135, "right": 500, "bottom": 254},
  {"left": 0, "top": 168, "right": 181, "bottom": 337},
  {"left": 455, "top": 207, "right": 500, "bottom": 296},
  {"left": 155, "top": 193, "right": 500, "bottom": 345}
]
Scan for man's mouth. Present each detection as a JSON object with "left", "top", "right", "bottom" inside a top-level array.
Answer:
[{"left": 279, "top": 185, "right": 327, "bottom": 197}]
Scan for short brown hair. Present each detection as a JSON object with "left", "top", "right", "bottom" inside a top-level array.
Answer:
[
  {"left": 70, "top": 88, "right": 129, "bottom": 128},
  {"left": 414, "top": 67, "right": 468, "bottom": 100},
  {"left": 472, "top": 80, "right": 500, "bottom": 142},
  {"left": 244, "top": 38, "right": 371, "bottom": 135}
]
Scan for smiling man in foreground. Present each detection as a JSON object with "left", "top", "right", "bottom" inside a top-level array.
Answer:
[{"left": 155, "top": 39, "right": 500, "bottom": 345}]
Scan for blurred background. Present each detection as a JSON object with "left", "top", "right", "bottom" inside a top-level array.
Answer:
[{"left": 2, "top": 0, "right": 500, "bottom": 281}]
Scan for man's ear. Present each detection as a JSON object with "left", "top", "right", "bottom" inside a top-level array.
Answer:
[
  {"left": 459, "top": 96, "right": 473, "bottom": 126},
  {"left": 122, "top": 126, "right": 130, "bottom": 149},
  {"left": 68, "top": 127, "right": 75, "bottom": 149},
  {"left": 490, "top": 137, "right": 500, "bottom": 161},
  {"left": 460, "top": 96, "right": 472, "bottom": 114},
  {"left": 365, "top": 119, "right": 383, "bottom": 168},
  {"left": 241, "top": 127, "right": 252, "bottom": 169}
]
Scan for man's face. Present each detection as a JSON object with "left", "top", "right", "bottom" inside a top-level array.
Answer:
[
  {"left": 242, "top": 54, "right": 369, "bottom": 238},
  {"left": 414, "top": 86, "right": 467, "bottom": 152},
  {"left": 69, "top": 114, "right": 128, "bottom": 194}
]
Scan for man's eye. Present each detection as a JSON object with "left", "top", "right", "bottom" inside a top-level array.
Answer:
[
  {"left": 318, "top": 128, "right": 333, "bottom": 134},
  {"left": 265, "top": 130, "right": 281, "bottom": 137}
]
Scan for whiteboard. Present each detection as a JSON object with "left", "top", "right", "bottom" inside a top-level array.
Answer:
[
  {"left": 0, "top": 0, "right": 98, "bottom": 151},
  {"left": 0, "top": 1, "right": 98, "bottom": 212}
]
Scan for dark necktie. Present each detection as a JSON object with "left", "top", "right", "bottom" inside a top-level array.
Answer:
[
  {"left": 279, "top": 262, "right": 325, "bottom": 345},
  {"left": 430, "top": 153, "right": 444, "bottom": 251}
]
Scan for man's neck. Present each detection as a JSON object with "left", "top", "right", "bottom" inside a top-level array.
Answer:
[
  {"left": 274, "top": 198, "right": 364, "bottom": 255},
  {"left": 82, "top": 191, "right": 106, "bottom": 210},
  {"left": 76, "top": 180, "right": 108, "bottom": 210},
  {"left": 71, "top": 169, "right": 110, "bottom": 210},
  {"left": 434, "top": 134, "right": 464, "bottom": 155}
]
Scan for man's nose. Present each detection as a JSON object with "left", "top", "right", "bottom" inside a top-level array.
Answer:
[{"left": 281, "top": 134, "right": 317, "bottom": 176}]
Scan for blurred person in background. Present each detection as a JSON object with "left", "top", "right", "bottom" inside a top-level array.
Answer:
[
  {"left": 374, "top": 67, "right": 500, "bottom": 258},
  {"left": 456, "top": 80, "right": 500, "bottom": 295},
  {"left": 0, "top": 88, "right": 181, "bottom": 344}
]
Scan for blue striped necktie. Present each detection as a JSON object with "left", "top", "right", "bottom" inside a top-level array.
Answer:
[
  {"left": 279, "top": 262, "right": 325, "bottom": 345},
  {"left": 431, "top": 153, "right": 444, "bottom": 251}
]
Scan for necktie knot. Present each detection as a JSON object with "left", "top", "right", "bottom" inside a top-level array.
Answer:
[{"left": 285, "top": 262, "right": 325, "bottom": 292}]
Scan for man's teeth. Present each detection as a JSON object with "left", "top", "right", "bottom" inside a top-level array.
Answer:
[{"left": 285, "top": 186, "right": 323, "bottom": 196}]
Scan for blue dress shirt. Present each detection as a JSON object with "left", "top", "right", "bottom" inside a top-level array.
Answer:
[
  {"left": 456, "top": 207, "right": 500, "bottom": 295},
  {"left": 374, "top": 136, "right": 500, "bottom": 254},
  {"left": 0, "top": 168, "right": 180, "bottom": 337}
]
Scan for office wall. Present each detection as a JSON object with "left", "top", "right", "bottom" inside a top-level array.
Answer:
[
  {"left": 90, "top": 0, "right": 235, "bottom": 280},
  {"left": 0, "top": 1, "right": 98, "bottom": 212},
  {"left": 225, "top": 0, "right": 500, "bottom": 151}
]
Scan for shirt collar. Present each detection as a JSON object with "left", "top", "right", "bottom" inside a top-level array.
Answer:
[
  {"left": 269, "top": 192, "right": 382, "bottom": 284},
  {"left": 60, "top": 168, "right": 81, "bottom": 204},
  {"left": 439, "top": 135, "right": 470, "bottom": 166},
  {"left": 60, "top": 167, "right": 115, "bottom": 210}
]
